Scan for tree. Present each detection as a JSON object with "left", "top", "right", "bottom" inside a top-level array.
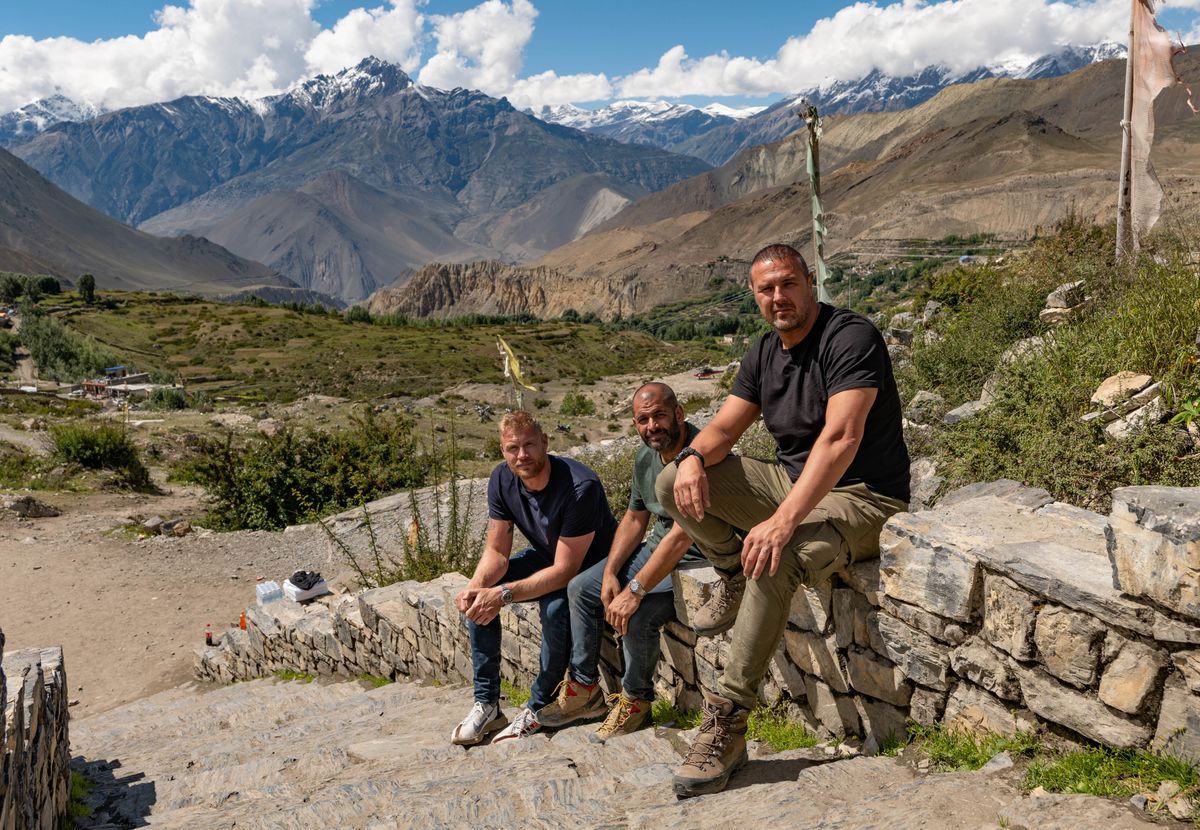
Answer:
[
  {"left": 0, "top": 274, "right": 20, "bottom": 304},
  {"left": 34, "top": 275, "right": 60, "bottom": 295},
  {"left": 78, "top": 273, "right": 96, "bottom": 304}
]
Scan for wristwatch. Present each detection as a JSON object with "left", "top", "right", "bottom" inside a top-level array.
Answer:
[
  {"left": 628, "top": 578, "right": 647, "bottom": 598},
  {"left": 673, "top": 446, "right": 705, "bottom": 468},
  {"left": 499, "top": 584, "right": 514, "bottom": 605}
]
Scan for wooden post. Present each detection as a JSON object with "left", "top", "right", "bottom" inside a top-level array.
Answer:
[
  {"left": 1116, "top": 0, "right": 1136, "bottom": 261},
  {"left": 801, "top": 103, "right": 833, "bottom": 303}
]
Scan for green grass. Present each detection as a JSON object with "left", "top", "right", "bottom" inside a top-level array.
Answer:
[
  {"left": 649, "top": 700, "right": 816, "bottom": 750},
  {"left": 57, "top": 291, "right": 726, "bottom": 402},
  {"left": 747, "top": 703, "right": 819, "bottom": 750},
  {"left": 63, "top": 771, "right": 93, "bottom": 829},
  {"left": 273, "top": 669, "right": 315, "bottom": 683},
  {"left": 1026, "top": 747, "right": 1199, "bottom": 806},
  {"left": 357, "top": 673, "right": 393, "bottom": 688},
  {"left": 50, "top": 422, "right": 151, "bottom": 490},
  {"left": 501, "top": 680, "right": 530, "bottom": 707},
  {"left": 902, "top": 724, "right": 1041, "bottom": 772},
  {"left": 902, "top": 218, "right": 1200, "bottom": 511}
]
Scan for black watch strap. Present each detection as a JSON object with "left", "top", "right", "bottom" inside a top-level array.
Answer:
[{"left": 673, "top": 446, "right": 705, "bottom": 468}]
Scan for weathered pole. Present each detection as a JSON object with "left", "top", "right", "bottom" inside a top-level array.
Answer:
[
  {"left": 801, "top": 103, "right": 833, "bottom": 302},
  {"left": 1116, "top": 0, "right": 1137, "bottom": 261}
]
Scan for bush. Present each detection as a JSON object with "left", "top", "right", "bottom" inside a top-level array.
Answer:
[
  {"left": 141, "top": 387, "right": 188, "bottom": 410},
  {"left": 50, "top": 423, "right": 151, "bottom": 489},
  {"left": 574, "top": 442, "right": 639, "bottom": 518},
  {"left": 17, "top": 308, "right": 121, "bottom": 382},
  {"left": 177, "top": 410, "right": 433, "bottom": 530},
  {"left": 560, "top": 391, "right": 596, "bottom": 417},
  {"left": 915, "top": 219, "right": 1200, "bottom": 510},
  {"left": 0, "top": 331, "right": 17, "bottom": 373}
]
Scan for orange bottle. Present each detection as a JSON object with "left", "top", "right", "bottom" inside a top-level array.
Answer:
[{"left": 239, "top": 610, "right": 247, "bottom": 630}]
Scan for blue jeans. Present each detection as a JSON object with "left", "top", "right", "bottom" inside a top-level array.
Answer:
[
  {"left": 467, "top": 548, "right": 571, "bottom": 711},
  {"left": 566, "top": 544, "right": 677, "bottom": 701}
]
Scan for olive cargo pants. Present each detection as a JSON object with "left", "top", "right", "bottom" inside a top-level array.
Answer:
[{"left": 656, "top": 455, "right": 907, "bottom": 709}]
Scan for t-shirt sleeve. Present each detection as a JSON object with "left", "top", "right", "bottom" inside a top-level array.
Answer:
[
  {"left": 562, "top": 478, "right": 608, "bottom": 538},
  {"left": 729, "top": 337, "right": 764, "bottom": 405},
  {"left": 628, "top": 450, "right": 648, "bottom": 513},
  {"left": 824, "top": 317, "right": 887, "bottom": 396},
  {"left": 487, "top": 467, "right": 513, "bottom": 522}
]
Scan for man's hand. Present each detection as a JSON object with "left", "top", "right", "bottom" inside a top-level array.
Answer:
[
  {"left": 605, "top": 589, "right": 642, "bottom": 636},
  {"left": 465, "top": 586, "right": 503, "bottom": 625},
  {"left": 600, "top": 572, "right": 621, "bottom": 610},
  {"left": 741, "top": 516, "right": 795, "bottom": 579},
  {"left": 672, "top": 455, "right": 710, "bottom": 521},
  {"left": 455, "top": 587, "right": 481, "bottom": 613}
]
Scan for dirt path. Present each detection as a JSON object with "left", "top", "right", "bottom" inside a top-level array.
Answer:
[
  {"left": 9, "top": 312, "right": 38, "bottom": 387},
  {"left": 0, "top": 479, "right": 344, "bottom": 718}
]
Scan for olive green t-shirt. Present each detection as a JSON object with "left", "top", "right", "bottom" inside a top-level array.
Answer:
[{"left": 629, "top": 421, "right": 704, "bottom": 559}]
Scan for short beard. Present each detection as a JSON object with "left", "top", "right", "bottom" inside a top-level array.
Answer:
[{"left": 643, "top": 418, "right": 682, "bottom": 451}]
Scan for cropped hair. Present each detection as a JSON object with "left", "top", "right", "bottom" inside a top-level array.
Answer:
[
  {"left": 499, "top": 410, "right": 543, "bottom": 436},
  {"left": 633, "top": 381, "right": 679, "bottom": 411},
  {"left": 750, "top": 243, "right": 810, "bottom": 275}
]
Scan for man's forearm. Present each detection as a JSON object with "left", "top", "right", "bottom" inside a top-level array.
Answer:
[
  {"left": 468, "top": 549, "right": 510, "bottom": 589},
  {"left": 603, "top": 511, "right": 651, "bottom": 578},
  {"left": 631, "top": 528, "right": 691, "bottom": 592},
  {"left": 508, "top": 564, "right": 573, "bottom": 600},
  {"left": 690, "top": 422, "right": 738, "bottom": 467}
]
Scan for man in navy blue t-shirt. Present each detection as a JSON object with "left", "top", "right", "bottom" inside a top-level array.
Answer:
[{"left": 451, "top": 410, "right": 616, "bottom": 745}]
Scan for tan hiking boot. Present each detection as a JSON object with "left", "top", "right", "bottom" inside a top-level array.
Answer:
[
  {"left": 672, "top": 689, "right": 749, "bottom": 798},
  {"left": 536, "top": 678, "right": 607, "bottom": 728},
  {"left": 589, "top": 693, "right": 652, "bottom": 743},
  {"left": 692, "top": 569, "right": 745, "bottom": 636}
]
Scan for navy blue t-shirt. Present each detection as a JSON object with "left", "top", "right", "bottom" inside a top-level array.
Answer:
[{"left": 487, "top": 455, "right": 616, "bottom": 568}]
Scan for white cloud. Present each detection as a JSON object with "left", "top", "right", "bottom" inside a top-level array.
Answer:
[
  {"left": 305, "top": 1, "right": 424, "bottom": 76},
  {"left": 619, "top": 0, "right": 1138, "bottom": 99},
  {"left": 0, "top": 0, "right": 1196, "bottom": 115}
]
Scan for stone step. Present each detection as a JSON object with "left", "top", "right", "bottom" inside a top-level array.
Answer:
[{"left": 70, "top": 678, "right": 1173, "bottom": 830}]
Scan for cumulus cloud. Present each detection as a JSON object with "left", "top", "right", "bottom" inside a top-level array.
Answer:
[
  {"left": 305, "top": 1, "right": 425, "bottom": 76},
  {"left": 0, "top": 0, "right": 1197, "bottom": 114},
  {"left": 619, "top": 0, "right": 1140, "bottom": 98}
]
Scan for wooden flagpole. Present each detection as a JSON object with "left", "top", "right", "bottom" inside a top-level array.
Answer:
[{"left": 1116, "top": 0, "right": 1136, "bottom": 261}]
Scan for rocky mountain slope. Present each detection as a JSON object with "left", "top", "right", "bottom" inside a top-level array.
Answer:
[
  {"left": 4, "top": 59, "right": 710, "bottom": 302},
  {"left": 0, "top": 149, "right": 288, "bottom": 294},
  {"left": 529, "top": 100, "right": 763, "bottom": 156},
  {"left": 676, "top": 43, "right": 1125, "bottom": 165}
]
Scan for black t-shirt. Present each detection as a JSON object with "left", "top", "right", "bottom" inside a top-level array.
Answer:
[
  {"left": 487, "top": 455, "right": 617, "bottom": 568},
  {"left": 730, "top": 303, "right": 910, "bottom": 501}
]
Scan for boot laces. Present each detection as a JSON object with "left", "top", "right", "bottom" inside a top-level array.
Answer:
[
  {"left": 682, "top": 707, "right": 734, "bottom": 770},
  {"left": 599, "top": 693, "right": 635, "bottom": 734}
]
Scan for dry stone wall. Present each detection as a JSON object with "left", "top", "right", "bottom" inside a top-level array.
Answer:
[
  {"left": 0, "top": 631, "right": 71, "bottom": 830},
  {"left": 196, "top": 481, "right": 1200, "bottom": 759}
]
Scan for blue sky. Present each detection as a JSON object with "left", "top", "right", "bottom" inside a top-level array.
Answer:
[{"left": 1, "top": 0, "right": 1198, "bottom": 113}]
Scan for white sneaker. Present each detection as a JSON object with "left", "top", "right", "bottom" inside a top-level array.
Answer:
[
  {"left": 491, "top": 706, "right": 541, "bottom": 742},
  {"left": 451, "top": 701, "right": 507, "bottom": 746}
]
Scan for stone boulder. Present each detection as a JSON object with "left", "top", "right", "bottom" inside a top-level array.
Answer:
[
  {"left": 905, "top": 391, "right": 945, "bottom": 425},
  {"left": 1108, "top": 486, "right": 1200, "bottom": 621},
  {"left": 2, "top": 495, "right": 60, "bottom": 518}
]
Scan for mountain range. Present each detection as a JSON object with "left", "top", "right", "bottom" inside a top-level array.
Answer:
[
  {"left": 0, "top": 148, "right": 288, "bottom": 294},
  {"left": 367, "top": 47, "right": 1200, "bottom": 321},
  {"left": 3, "top": 59, "right": 709, "bottom": 303},
  {"left": 530, "top": 44, "right": 1126, "bottom": 166}
]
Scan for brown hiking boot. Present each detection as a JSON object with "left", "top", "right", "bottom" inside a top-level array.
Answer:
[
  {"left": 672, "top": 690, "right": 749, "bottom": 798},
  {"left": 691, "top": 569, "right": 745, "bottom": 636},
  {"left": 589, "top": 692, "right": 652, "bottom": 744},
  {"left": 536, "top": 678, "right": 607, "bottom": 728}
]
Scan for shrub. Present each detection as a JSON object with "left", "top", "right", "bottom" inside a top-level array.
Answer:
[
  {"left": 178, "top": 410, "right": 433, "bottom": 531},
  {"left": 141, "top": 387, "right": 188, "bottom": 410},
  {"left": 0, "top": 331, "right": 17, "bottom": 373},
  {"left": 560, "top": 391, "right": 595, "bottom": 417},
  {"left": 17, "top": 308, "right": 121, "bottom": 382},
  {"left": 50, "top": 423, "right": 151, "bottom": 489},
  {"left": 574, "top": 442, "right": 639, "bottom": 518}
]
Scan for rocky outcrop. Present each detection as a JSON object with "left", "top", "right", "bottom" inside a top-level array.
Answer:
[
  {"left": 365, "top": 260, "right": 654, "bottom": 320},
  {"left": 1, "top": 633, "right": 71, "bottom": 830}
]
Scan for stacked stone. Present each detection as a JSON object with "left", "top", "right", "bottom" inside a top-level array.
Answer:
[
  {"left": 0, "top": 643, "right": 70, "bottom": 830},
  {"left": 194, "top": 480, "right": 1200, "bottom": 761}
]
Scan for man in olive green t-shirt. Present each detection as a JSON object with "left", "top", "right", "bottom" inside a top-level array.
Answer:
[{"left": 537, "top": 382, "right": 701, "bottom": 742}]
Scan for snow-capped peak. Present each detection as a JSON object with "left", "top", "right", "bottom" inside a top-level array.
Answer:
[
  {"left": 284, "top": 56, "right": 413, "bottom": 110},
  {"left": 701, "top": 103, "right": 767, "bottom": 120},
  {"left": 0, "top": 94, "right": 105, "bottom": 141}
]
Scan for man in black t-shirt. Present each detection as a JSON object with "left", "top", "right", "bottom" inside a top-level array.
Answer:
[
  {"left": 451, "top": 410, "right": 617, "bottom": 746},
  {"left": 656, "top": 243, "right": 910, "bottom": 798}
]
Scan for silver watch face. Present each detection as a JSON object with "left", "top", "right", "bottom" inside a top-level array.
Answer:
[{"left": 629, "top": 578, "right": 644, "bottom": 596}]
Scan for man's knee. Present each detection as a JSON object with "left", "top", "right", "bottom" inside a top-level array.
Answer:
[
  {"left": 566, "top": 570, "right": 588, "bottom": 605},
  {"left": 654, "top": 462, "right": 680, "bottom": 515}
]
